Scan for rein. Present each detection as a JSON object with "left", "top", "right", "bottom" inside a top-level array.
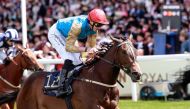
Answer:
[
  {"left": 0, "top": 75, "right": 20, "bottom": 89},
  {"left": 75, "top": 78, "right": 117, "bottom": 88},
  {"left": 95, "top": 55, "right": 120, "bottom": 68}
]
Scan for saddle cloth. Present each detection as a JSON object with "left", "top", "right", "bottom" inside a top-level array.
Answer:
[
  {"left": 43, "top": 67, "right": 82, "bottom": 97},
  {"left": 43, "top": 71, "right": 63, "bottom": 96}
]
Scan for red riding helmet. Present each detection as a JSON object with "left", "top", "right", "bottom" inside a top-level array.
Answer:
[{"left": 88, "top": 8, "right": 109, "bottom": 25}]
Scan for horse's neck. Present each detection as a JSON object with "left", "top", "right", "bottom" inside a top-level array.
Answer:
[
  {"left": 94, "top": 46, "right": 120, "bottom": 84},
  {"left": 1, "top": 54, "right": 23, "bottom": 85}
]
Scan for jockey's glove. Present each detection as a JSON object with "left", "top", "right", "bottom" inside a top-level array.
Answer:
[
  {"left": 86, "top": 47, "right": 98, "bottom": 53},
  {"left": 86, "top": 47, "right": 98, "bottom": 59}
]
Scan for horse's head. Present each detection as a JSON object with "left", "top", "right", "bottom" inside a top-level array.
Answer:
[
  {"left": 16, "top": 45, "right": 44, "bottom": 71},
  {"left": 109, "top": 35, "right": 142, "bottom": 82}
]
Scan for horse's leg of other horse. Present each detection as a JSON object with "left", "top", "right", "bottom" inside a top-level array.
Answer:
[{"left": 0, "top": 104, "right": 10, "bottom": 109}]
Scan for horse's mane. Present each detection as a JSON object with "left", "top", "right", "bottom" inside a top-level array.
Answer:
[
  {"left": 97, "top": 42, "right": 113, "bottom": 56},
  {"left": 85, "top": 41, "right": 113, "bottom": 66}
]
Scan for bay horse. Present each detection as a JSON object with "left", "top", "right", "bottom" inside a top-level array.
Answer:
[
  {"left": 0, "top": 45, "right": 44, "bottom": 109},
  {"left": 16, "top": 35, "right": 142, "bottom": 109}
]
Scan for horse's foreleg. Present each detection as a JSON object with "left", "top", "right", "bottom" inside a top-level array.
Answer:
[
  {"left": 114, "top": 106, "right": 119, "bottom": 109},
  {"left": 110, "top": 100, "right": 119, "bottom": 109},
  {"left": 0, "top": 104, "right": 10, "bottom": 109}
]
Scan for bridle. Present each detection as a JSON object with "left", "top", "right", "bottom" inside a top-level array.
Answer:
[
  {"left": 75, "top": 40, "right": 136, "bottom": 88},
  {"left": 96, "top": 40, "right": 136, "bottom": 70}
]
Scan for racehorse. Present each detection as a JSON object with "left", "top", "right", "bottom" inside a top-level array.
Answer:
[
  {"left": 0, "top": 45, "right": 44, "bottom": 109},
  {"left": 16, "top": 35, "right": 142, "bottom": 109}
]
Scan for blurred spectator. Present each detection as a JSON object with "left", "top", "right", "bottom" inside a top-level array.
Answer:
[
  {"left": 179, "top": 30, "right": 190, "bottom": 53},
  {"left": 137, "top": 49, "right": 144, "bottom": 56},
  {"left": 1, "top": 0, "right": 190, "bottom": 57},
  {"left": 144, "top": 32, "right": 154, "bottom": 55},
  {"left": 35, "top": 41, "right": 58, "bottom": 71},
  {"left": 134, "top": 33, "right": 149, "bottom": 55}
]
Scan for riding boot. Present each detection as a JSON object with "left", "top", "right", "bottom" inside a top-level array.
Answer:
[{"left": 57, "top": 59, "right": 74, "bottom": 97}]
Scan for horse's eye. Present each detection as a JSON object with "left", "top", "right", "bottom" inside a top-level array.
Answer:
[
  {"left": 24, "top": 56, "right": 30, "bottom": 61},
  {"left": 27, "top": 56, "right": 31, "bottom": 60}
]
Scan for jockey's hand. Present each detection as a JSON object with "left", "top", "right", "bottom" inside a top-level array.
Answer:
[
  {"left": 86, "top": 47, "right": 96, "bottom": 53},
  {"left": 86, "top": 47, "right": 97, "bottom": 59}
]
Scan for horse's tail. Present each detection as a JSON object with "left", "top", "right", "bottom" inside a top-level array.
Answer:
[{"left": 0, "top": 91, "right": 18, "bottom": 105}]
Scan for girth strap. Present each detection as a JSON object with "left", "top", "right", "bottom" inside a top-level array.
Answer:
[{"left": 65, "top": 94, "right": 73, "bottom": 109}]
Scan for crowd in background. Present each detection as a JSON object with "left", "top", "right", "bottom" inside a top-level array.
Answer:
[{"left": 1, "top": 0, "right": 190, "bottom": 70}]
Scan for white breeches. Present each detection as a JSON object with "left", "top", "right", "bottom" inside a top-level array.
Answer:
[{"left": 48, "top": 24, "right": 82, "bottom": 65}]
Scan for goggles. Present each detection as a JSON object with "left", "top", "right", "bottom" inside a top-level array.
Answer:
[{"left": 94, "top": 23, "right": 104, "bottom": 27}]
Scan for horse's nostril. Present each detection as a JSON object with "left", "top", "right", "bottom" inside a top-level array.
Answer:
[
  {"left": 38, "top": 68, "right": 44, "bottom": 71},
  {"left": 132, "top": 71, "right": 141, "bottom": 80}
]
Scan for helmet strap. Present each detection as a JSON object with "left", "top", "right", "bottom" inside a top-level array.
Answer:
[{"left": 88, "top": 20, "right": 96, "bottom": 30}]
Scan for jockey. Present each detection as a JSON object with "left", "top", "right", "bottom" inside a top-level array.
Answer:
[
  {"left": 48, "top": 8, "right": 109, "bottom": 96},
  {"left": 0, "top": 28, "right": 21, "bottom": 64}
]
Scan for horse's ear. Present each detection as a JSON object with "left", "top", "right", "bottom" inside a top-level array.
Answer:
[
  {"left": 128, "top": 34, "right": 133, "bottom": 41},
  {"left": 121, "top": 44, "right": 126, "bottom": 49},
  {"left": 26, "top": 43, "right": 30, "bottom": 49},
  {"left": 16, "top": 45, "right": 24, "bottom": 52},
  {"left": 108, "top": 34, "right": 122, "bottom": 43}
]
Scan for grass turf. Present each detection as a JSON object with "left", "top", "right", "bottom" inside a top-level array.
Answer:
[
  {"left": 12, "top": 100, "right": 190, "bottom": 109},
  {"left": 119, "top": 100, "right": 190, "bottom": 109}
]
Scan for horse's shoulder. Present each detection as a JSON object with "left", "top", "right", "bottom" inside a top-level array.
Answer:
[
  {"left": 0, "top": 64, "right": 6, "bottom": 75},
  {"left": 0, "top": 64, "right": 4, "bottom": 71}
]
